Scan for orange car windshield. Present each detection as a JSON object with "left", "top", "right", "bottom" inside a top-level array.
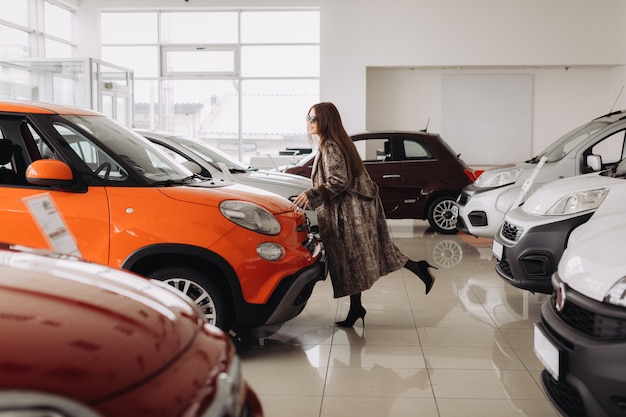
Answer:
[{"left": 57, "top": 115, "right": 195, "bottom": 183}]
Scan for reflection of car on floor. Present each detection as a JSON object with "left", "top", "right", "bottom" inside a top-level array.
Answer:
[
  {"left": 534, "top": 209, "right": 626, "bottom": 417},
  {"left": 393, "top": 227, "right": 494, "bottom": 270},
  {"left": 138, "top": 129, "right": 318, "bottom": 229},
  {"left": 430, "top": 239, "right": 464, "bottom": 268},
  {"left": 421, "top": 228, "right": 550, "bottom": 416},
  {"left": 285, "top": 131, "right": 475, "bottom": 234},
  {"left": 457, "top": 109, "right": 626, "bottom": 238},
  {"left": 0, "top": 242, "right": 263, "bottom": 417},
  {"left": 0, "top": 100, "right": 326, "bottom": 333}
]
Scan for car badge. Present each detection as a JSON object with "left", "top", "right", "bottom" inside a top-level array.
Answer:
[{"left": 555, "top": 283, "right": 566, "bottom": 312}]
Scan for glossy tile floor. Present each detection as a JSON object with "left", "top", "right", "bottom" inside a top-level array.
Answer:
[{"left": 237, "top": 220, "right": 560, "bottom": 417}]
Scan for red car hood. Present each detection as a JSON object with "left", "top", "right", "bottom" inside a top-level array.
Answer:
[{"left": 0, "top": 246, "right": 206, "bottom": 403}]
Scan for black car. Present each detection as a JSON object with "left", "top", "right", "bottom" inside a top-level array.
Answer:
[{"left": 285, "top": 131, "right": 476, "bottom": 234}]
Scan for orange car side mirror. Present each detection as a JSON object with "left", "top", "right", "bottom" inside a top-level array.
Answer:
[{"left": 26, "top": 159, "right": 74, "bottom": 186}]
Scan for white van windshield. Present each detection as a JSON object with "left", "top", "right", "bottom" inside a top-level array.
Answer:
[{"left": 536, "top": 121, "right": 608, "bottom": 163}]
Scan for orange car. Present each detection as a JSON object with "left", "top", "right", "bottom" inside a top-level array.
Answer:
[{"left": 0, "top": 100, "right": 326, "bottom": 332}]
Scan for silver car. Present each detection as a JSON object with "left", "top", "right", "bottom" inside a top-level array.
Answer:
[
  {"left": 457, "top": 110, "right": 626, "bottom": 238},
  {"left": 138, "top": 130, "right": 318, "bottom": 229}
]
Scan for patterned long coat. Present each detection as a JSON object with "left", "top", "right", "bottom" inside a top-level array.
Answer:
[{"left": 304, "top": 139, "right": 408, "bottom": 298}]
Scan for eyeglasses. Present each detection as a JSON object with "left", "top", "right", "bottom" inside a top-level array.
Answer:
[{"left": 306, "top": 115, "right": 317, "bottom": 123}]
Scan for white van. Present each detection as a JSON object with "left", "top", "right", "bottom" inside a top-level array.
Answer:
[
  {"left": 534, "top": 202, "right": 626, "bottom": 417},
  {"left": 456, "top": 110, "right": 626, "bottom": 237}
]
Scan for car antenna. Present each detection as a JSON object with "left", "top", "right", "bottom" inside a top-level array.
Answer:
[
  {"left": 420, "top": 118, "right": 430, "bottom": 133},
  {"left": 610, "top": 85, "right": 624, "bottom": 113}
]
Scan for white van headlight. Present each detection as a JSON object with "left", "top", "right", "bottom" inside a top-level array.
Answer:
[
  {"left": 604, "top": 278, "right": 626, "bottom": 307},
  {"left": 474, "top": 168, "right": 523, "bottom": 188},
  {"left": 219, "top": 200, "right": 281, "bottom": 235},
  {"left": 545, "top": 188, "right": 609, "bottom": 215}
]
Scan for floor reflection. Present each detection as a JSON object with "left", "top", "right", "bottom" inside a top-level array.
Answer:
[{"left": 237, "top": 220, "right": 559, "bottom": 417}]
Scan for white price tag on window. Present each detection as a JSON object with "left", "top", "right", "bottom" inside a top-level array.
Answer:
[{"left": 23, "top": 193, "right": 81, "bottom": 257}]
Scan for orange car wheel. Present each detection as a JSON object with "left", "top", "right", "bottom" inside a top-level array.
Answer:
[{"left": 149, "top": 266, "right": 232, "bottom": 330}]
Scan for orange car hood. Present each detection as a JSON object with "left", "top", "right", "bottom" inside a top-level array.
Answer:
[
  {"left": 159, "top": 181, "right": 296, "bottom": 214},
  {"left": 0, "top": 247, "right": 205, "bottom": 403}
]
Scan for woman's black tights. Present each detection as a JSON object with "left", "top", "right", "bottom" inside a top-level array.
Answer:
[
  {"left": 349, "top": 293, "right": 362, "bottom": 310},
  {"left": 336, "top": 293, "right": 366, "bottom": 327}
]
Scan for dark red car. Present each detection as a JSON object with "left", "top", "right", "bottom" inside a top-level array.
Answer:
[
  {"left": 0, "top": 242, "right": 263, "bottom": 417},
  {"left": 285, "top": 131, "right": 475, "bottom": 234}
]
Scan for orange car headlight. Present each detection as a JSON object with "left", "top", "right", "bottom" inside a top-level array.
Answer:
[{"left": 219, "top": 200, "right": 281, "bottom": 235}]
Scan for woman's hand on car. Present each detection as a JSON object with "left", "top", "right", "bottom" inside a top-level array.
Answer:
[{"left": 293, "top": 192, "right": 309, "bottom": 209}]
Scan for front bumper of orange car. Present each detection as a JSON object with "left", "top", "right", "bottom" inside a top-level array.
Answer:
[{"left": 235, "top": 237, "right": 327, "bottom": 329}]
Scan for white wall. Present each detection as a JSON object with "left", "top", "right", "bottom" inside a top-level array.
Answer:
[
  {"left": 366, "top": 66, "right": 621, "bottom": 165},
  {"left": 77, "top": 0, "right": 626, "bottom": 165},
  {"left": 320, "top": 0, "right": 626, "bottom": 165},
  {"left": 59, "top": 0, "right": 79, "bottom": 7}
]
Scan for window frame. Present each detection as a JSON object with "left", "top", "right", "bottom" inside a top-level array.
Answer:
[
  {"left": 0, "top": 0, "right": 77, "bottom": 58},
  {"left": 160, "top": 45, "right": 240, "bottom": 77},
  {"left": 100, "top": 8, "right": 320, "bottom": 162}
]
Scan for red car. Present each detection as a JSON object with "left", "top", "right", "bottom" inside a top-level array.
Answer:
[
  {"left": 0, "top": 242, "right": 263, "bottom": 417},
  {"left": 285, "top": 131, "right": 475, "bottom": 234}
]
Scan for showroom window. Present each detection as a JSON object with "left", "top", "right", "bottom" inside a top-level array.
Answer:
[
  {"left": 101, "top": 9, "right": 320, "bottom": 163},
  {"left": 0, "top": 0, "right": 75, "bottom": 58},
  {"left": 42, "top": 1, "right": 75, "bottom": 57}
]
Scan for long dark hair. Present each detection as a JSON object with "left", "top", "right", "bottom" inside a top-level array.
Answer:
[{"left": 308, "top": 102, "right": 364, "bottom": 177}]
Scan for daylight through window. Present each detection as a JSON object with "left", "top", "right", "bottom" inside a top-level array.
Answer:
[{"left": 101, "top": 9, "right": 320, "bottom": 163}]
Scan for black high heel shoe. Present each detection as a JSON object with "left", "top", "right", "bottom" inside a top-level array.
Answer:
[
  {"left": 335, "top": 306, "right": 366, "bottom": 327},
  {"left": 405, "top": 260, "right": 438, "bottom": 295}
]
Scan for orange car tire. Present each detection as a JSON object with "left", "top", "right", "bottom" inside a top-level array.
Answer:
[{"left": 148, "top": 265, "right": 233, "bottom": 330}]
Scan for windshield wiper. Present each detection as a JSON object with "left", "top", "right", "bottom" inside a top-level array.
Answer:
[
  {"left": 152, "top": 175, "right": 198, "bottom": 187},
  {"left": 610, "top": 166, "right": 626, "bottom": 178},
  {"left": 151, "top": 179, "right": 185, "bottom": 187}
]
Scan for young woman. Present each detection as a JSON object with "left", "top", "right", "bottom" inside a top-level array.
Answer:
[{"left": 293, "top": 102, "right": 436, "bottom": 327}]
